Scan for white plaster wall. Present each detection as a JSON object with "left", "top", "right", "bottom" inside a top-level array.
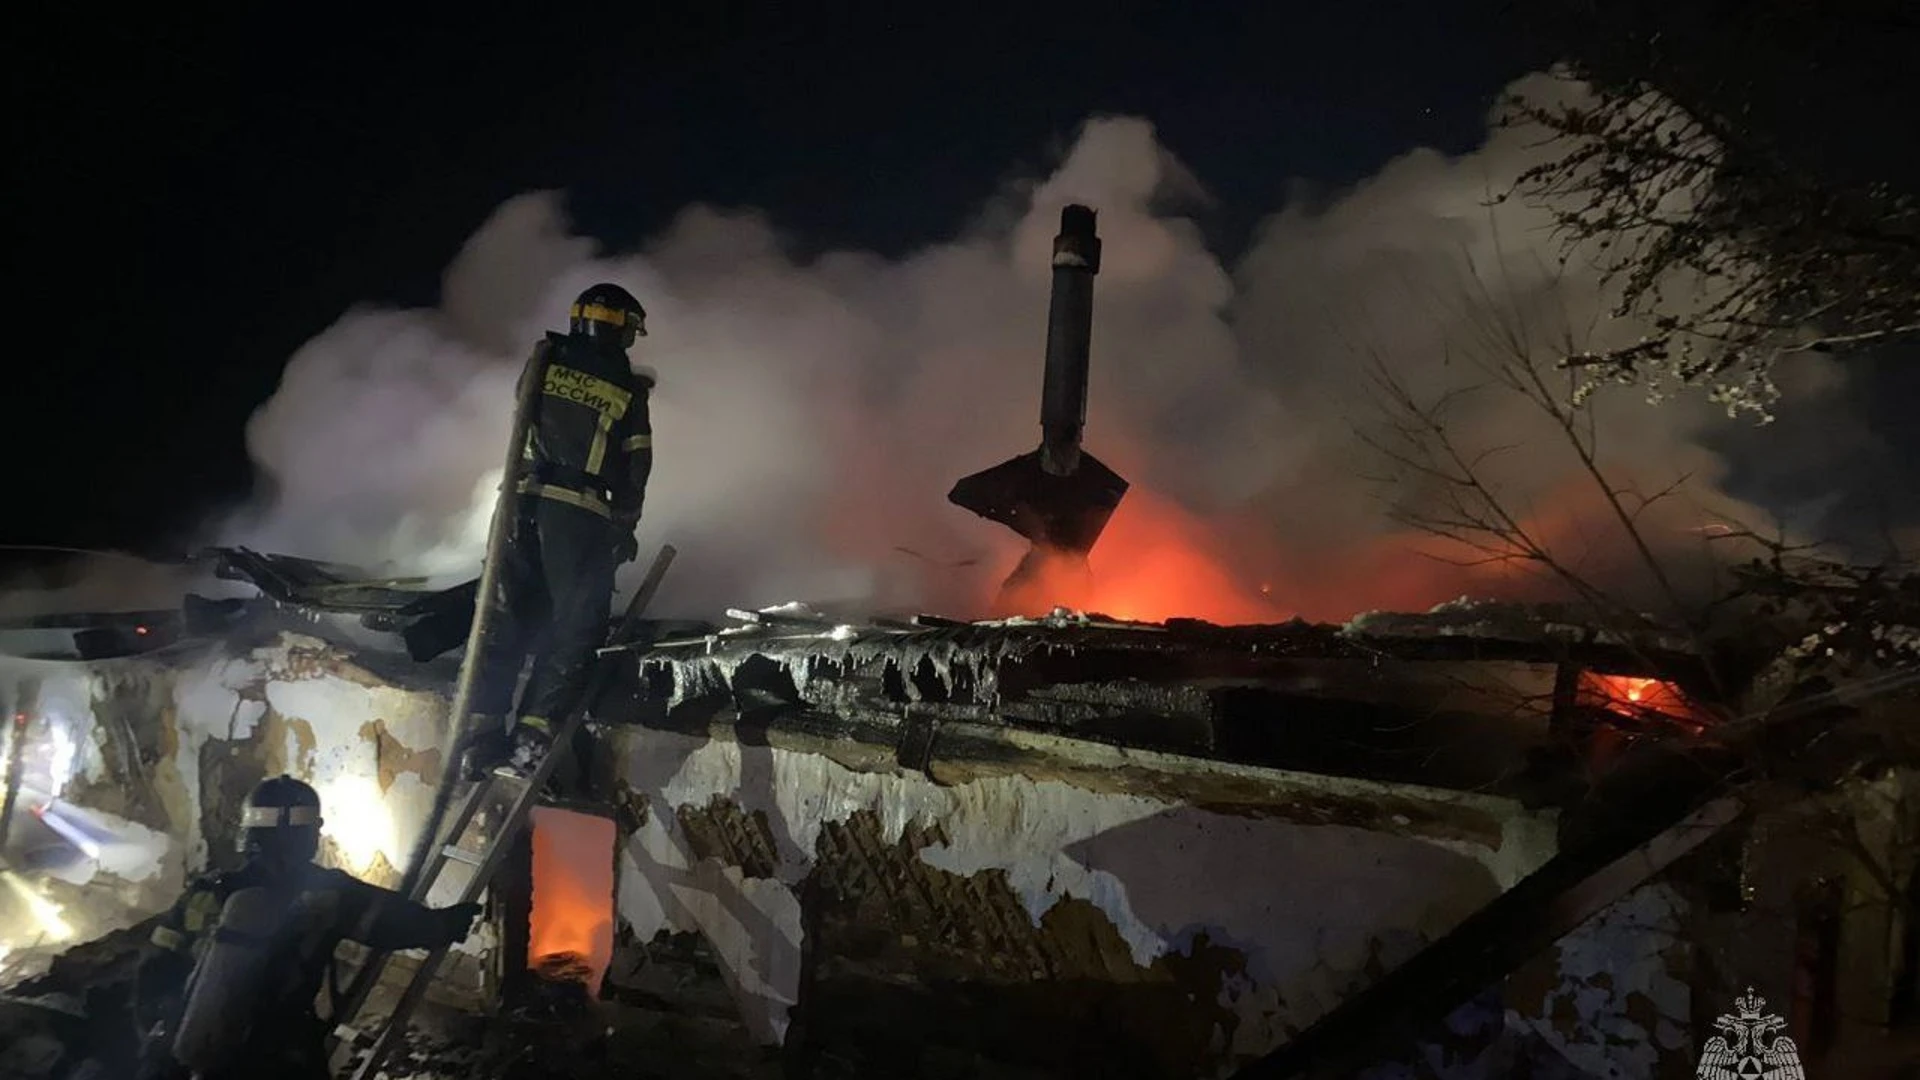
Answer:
[
  {"left": 261, "top": 667, "right": 445, "bottom": 883},
  {"left": 1, "top": 658, "right": 173, "bottom": 891},
  {"left": 0, "top": 632, "right": 1736, "bottom": 1077},
  {"left": 1515, "top": 882, "right": 1692, "bottom": 1078},
  {"left": 1, "top": 635, "right": 487, "bottom": 984},
  {"left": 170, "top": 651, "right": 275, "bottom": 870},
  {"left": 163, "top": 636, "right": 455, "bottom": 889},
  {"left": 612, "top": 727, "right": 1559, "bottom": 1058},
  {"left": 3, "top": 656, "right": 187, "bottom": 978}
]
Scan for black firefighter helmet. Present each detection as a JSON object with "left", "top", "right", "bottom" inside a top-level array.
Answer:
[
  {"left": 569, "top": 282, "right": 648, "bottom": 350},
  {"left": 239, "top": 774, "right": 323, "bottom": 864}
]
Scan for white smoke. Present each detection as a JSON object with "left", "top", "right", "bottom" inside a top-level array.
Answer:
[
  {"left": 213, "top": 74, "right": 1856, "bottom": 622},
  {"left": 1220, "top": 72, "right": 1862, "bottom": 617},
  {"left": 0, "top": 550, "right": 214, "bottom": 620}
]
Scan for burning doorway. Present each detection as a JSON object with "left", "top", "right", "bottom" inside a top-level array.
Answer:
[{"left": 527, "top": 805, "right": 617, "bottom": 996}]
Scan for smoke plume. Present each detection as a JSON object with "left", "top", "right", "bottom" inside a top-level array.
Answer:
[{"left": 215, "top": 73, "right": 1860, "bottom": 624}]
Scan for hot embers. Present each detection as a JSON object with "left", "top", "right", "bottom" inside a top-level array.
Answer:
[{"left": 527, "top": 806, "right": 617, "bottom": 997}]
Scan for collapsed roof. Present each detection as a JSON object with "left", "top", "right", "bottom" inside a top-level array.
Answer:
[{"left": 1, "top": 548, "right": 1725, "bottom": 801}]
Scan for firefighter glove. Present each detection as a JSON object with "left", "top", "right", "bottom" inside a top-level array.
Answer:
[
  {"left": 439, "top": 901, "right": 484, "bottom": 944},
  {"left": 613, "top": 531, "right": 639, "bottom": 564}
]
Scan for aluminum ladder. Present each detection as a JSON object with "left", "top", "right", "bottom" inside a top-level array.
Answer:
[{"left": 327, "top": 543, "right": 674, "bottom": 1079}]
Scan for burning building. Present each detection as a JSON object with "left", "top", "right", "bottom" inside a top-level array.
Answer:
[
  {"left": 1, "top": 199, "right": 1916, "bottom": 1078},
  {"left": 2, "top": 546, "right": 1916, "bottom": 1078}
]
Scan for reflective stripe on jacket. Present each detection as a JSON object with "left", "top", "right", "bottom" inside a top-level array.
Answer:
[{"left": 520, "top": 331, "right": 653, "bottom": 523}]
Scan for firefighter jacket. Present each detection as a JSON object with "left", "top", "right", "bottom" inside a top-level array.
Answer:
[
  {"left": 517, "top": 330, "right": 654, "bottom": 528},
  {"left": 134, "top": 859, "right": 461, "bottom": 1044}
]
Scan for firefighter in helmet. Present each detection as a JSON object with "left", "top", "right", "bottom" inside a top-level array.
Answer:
[
  {"left": 466, "top": 282, "right": 655, "bottom": 776},
  {"left": 133, "top": 775, "right": 482, "bottom": 1080}
]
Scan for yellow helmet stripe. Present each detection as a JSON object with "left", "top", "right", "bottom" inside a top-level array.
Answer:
[{"left": 570, "top": 302, "right": 634, "bottom": 326}]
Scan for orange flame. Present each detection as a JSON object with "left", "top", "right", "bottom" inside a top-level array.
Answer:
[
  {"left": 527, "top": 806, "right": 617, "bottom": 994},
  {"left": 991, "top": 488, "right": 1287, "bottom": 624},
  {"left": 919, "top": 432, "right": 1742, "bottom": 626},
  {"left": 1577, "top": 673, "right": 1712, "bottom": 731}
]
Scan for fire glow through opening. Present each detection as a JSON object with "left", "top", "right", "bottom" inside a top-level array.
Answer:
[
  {"left": 1578, "top": 672, "right": 1713, "bottom": 732},
  {"left": 527, "top": 806, "right": 617, "bottom": 995}
]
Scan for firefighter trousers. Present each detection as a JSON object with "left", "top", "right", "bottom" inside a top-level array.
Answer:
[
  {"left": 181, "top": 1013, "right": 331, "bottom": 1080},
  {"left": 473, "top": 495, "right": 619, "bottom": 731}
]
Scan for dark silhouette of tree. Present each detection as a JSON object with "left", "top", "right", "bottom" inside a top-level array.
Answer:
[{"left": 1503, "top": 0, "right": 1920, "bottom": 418}]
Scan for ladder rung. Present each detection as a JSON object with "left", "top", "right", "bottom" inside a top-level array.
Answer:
[
  {"left": 489, "top": 765, "right": 532, "bottom": 788},
  {"left": 339, "top": 542, "right": 678, "bottom": 1080}
]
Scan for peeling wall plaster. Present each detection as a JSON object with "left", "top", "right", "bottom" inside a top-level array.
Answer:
[
  {"left": 170, "top": 652, "right": 276, "bottom": 870},
  {"left": 165, "top": 639, "right": 455, "bottom": 887},
  {"left": 2, "top": 658, "right": 192, "bottom": 980},
  {"left": 261, "top": 671, "right": 446, "bottom": 883},
  {"left": 2, "top": 635, "right": 478, "bottom": 983},
  {"left": 1, "top": 661, "right": 174, "bottom": 892},
  {"left": 7, "top": 631, "right": 1845, "bottom": 1077},
  {"left": 611, "top": 727, "right": 1560, "bottom": 1059},
  {"left": 1517, "top": 883, "right": 1692, "bottom": 1078}
]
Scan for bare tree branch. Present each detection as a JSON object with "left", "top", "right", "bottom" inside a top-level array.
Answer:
[{"left": 1495, "top": 76, "right": 1920, "bottom": 419}]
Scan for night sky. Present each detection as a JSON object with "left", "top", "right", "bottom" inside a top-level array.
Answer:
[
  {"left": 10, "top": 5, "right": 1555, "bottom": 556},
  {"left": 19, "top": 5, "right": 1916, "bottom": 570}
]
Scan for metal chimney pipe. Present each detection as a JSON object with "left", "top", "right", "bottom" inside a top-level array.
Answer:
[{"left": 1039, "top": 204, "right": 1101, "bottom": 477}]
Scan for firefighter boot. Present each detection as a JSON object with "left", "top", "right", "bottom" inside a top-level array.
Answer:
[
  {"left": 506, "top": 715, "right": 555, "bottom": 776},
  {"left": 460, "top": 714, "right": 513, "bottom": 781}
]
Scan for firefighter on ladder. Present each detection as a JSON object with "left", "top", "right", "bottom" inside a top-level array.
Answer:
[{"left": 464, "top": 282, "right": 655, "bottom": 777}]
